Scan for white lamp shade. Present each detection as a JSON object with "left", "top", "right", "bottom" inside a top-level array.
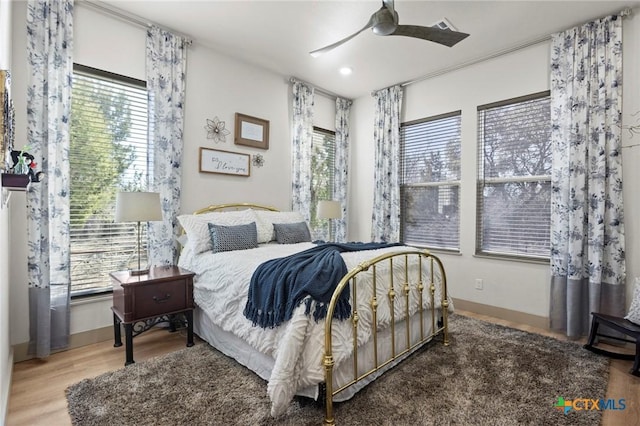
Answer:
[
  {"left": 115, "top": 192, "right": 163, "bottom": 222},
  {"left": 317, "top": 200, "right": 342, "bottom": 220}
]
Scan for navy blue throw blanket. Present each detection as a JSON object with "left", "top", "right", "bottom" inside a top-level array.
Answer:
[{"left": 244, "top": 242, "right": 402, "bottom": 329}]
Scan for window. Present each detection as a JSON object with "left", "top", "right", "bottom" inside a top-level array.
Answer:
[
  {"left": 70, "top": 64, "right": 150, "bottom": 296},
  {"left": 400, "top": 111, "right": 461, "bottom": 250},
  {"left": 476, "top": 91, "right": 551, "bottom": 259},
  {"left": 310, "top": 127, "right": 336, "bottom": 240}
]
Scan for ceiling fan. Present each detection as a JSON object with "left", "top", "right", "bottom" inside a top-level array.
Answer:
[{"left": 310, "top": 0, "right": 470, "bottom": 57}]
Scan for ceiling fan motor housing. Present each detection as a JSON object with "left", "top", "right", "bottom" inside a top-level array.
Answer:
[{"left": 372, "top": 7, "right": 398, "bottom": 36}]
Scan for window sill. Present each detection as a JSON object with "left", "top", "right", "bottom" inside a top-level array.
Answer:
[
  {"left": 404, "top": 244, "right": 461, "bottom": 256},
  {"left": 473, "top": 252, "right": 549, "bottom": 265},
  {"left": 70, "top": 290, "right": 112, "bottom": 306}
]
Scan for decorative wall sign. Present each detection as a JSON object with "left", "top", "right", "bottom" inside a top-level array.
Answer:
[
  {"left": 234, "top": 113, "right": 269, "bottom": 150},
  {"left": 204, "top": 116, "right": 230, "bottom": 143},
  {"left": 199, "top": 147, "right": 250, "bottom": 177}
]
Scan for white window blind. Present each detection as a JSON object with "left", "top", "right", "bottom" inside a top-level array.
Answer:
[
  {"left": 476, "top": 91, "right": 551, "bottom": 259},
  {"left": 310, "top": 127, "right": 336, "bottom": 240},
  {"left": 400, "top": 111, "right": 461, "bottom": 250},
  {"left": 70, "top": 65, "right": 150, "bottom": 296}
]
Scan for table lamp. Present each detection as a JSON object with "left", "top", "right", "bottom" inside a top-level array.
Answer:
[
  {"left": 317, "top": 200, "right": 342, "bottom": 241},
  {"left": 115, "top": 191, "right": 163, "bottom": 275}
]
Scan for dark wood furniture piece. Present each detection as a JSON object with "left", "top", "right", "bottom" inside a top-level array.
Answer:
[
  {"left": 584, "top": 312, "right": 640, "bottom": 377},
  {"left": 111, "top": 265, "right": 196, "bottom": 366}
]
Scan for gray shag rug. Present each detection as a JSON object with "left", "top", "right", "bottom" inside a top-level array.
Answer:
[{"left": 66, "top": 314, "right": 608, "bottom": 425}]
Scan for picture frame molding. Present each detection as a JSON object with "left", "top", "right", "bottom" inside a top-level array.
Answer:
[{"left": 234, "top": 112, "right": 269, "bottom": 150}]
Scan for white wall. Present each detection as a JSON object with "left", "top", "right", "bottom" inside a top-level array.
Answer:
[
  {"left": 621, "top": 12, "right": 640, "bottom": 310},
  {"left": 181, "top": 43, "right": 292, "bottom": 214},
  {"left": 0, "top": 0, "right": 12, "bottom": 420},
  {"left": 8, "top": 2, "right": 334, "bottom": 349},
  {"left": 349, "top": 13, "right": 640, "bottom": 318}
]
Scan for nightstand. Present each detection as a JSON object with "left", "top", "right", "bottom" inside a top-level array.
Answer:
[{"left": 111, "top": 265, "right": 196, "bottom": 366}]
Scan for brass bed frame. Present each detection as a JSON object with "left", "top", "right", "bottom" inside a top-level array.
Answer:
[{"left": 187, "top": 203, "right": 449, "bottom": 425}]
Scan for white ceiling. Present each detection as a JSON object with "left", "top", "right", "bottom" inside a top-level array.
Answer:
[{"left": 97, "top": 1, "right": 639, "bottom": 99}]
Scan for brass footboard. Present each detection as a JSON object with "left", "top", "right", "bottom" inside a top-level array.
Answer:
[{"left": 322, "top": 249, "right": 448, "bottom": 426}]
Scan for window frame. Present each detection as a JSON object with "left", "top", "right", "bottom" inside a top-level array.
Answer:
[
  {"left": 310, "top": 126, "right": 336, "bottom": 241},
  {"left": 475, "top": 90, "right": 551, "bottom": 262},
  {"left": 69, "top": 64, "right": 150, "bottom": 298},
  {"left": 400, "top": 110, "right": 462, "bottom": 252}
]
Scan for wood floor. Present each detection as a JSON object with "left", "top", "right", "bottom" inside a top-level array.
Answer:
[{"left": 6, "top": 311, "right": 639, "bottom": 425}]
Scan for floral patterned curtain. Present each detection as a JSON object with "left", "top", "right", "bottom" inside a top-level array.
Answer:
[
  {"left": 291, "top": 81, "right": 315, "bottom": 222},
  {"left": 334, "top": 97, "right": 351, "bottom": 242},
  {"left": 371, "top": 86, "right": 403, "bottom": 243},
  {"left": 146, "top": 26, "right": 188, "bottom": 265},
  {"left": 549, "top": 15, "right": 626, "bottom": 337},
  {"left": 26, "top": 0, "right": 73, "bottom": 358}
]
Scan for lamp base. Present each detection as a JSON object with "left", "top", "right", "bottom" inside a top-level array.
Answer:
[{"left": 129, "top": 268, "right": 150, "bottom": 276}]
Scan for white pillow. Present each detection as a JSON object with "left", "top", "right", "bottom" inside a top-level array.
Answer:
[
  {"left": 177, "top": 210, "right": 257, "bottom": 254},
  {"left": 624, "top": 277, "right": 640, "bottom": 326},
  {"left": 252, "top": 210, "right": 306, "bottom": 242}
]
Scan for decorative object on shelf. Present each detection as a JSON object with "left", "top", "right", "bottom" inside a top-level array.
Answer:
[
  {"left": 317, "top": 200, "right": 342, "bottom": 241},
  {"left": 1, "top": 148, "right": 45, "bottom": 192},
  {"left": 235, "top": 112, "right": 269, "bottom": 149},
  {"left": 115, "top": 192, "right": 163, "bottom": 276},
  {"left": 199, "top": 147, "right": 250, "bottom": 177},
  {"left": 12, "top": 152, "right": 28, "bottom": 175},
  {"left": 1, "top": 70, "right": 15, "bottom": 172},
  {"left": 10, "top": 149, "right": 44, "bottom": 182},
  {"left": 204, "top": 116, "right": 230, "bottom": 143},
  {"left": 252, "top": 154, "right": 264, "bottom": 168}
]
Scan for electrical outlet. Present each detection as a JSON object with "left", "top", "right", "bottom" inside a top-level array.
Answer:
[{"left": 475, "top": 278, "right": 483, "bottom": 290}]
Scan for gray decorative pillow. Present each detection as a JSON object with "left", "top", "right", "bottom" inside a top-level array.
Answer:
[
  {"left": 624, "top": 277, "right": 640, "bottom": 326},
  {"left": 273, "top": 222, "right": 311, "bottom": 244},
  {"left": 208, "top": 222, "right": 258, "bottom": 253}
]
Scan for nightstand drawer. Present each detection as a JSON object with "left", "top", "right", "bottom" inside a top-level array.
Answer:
[{"left": 134, "top": 280, "right": 187, "bottom": 319}]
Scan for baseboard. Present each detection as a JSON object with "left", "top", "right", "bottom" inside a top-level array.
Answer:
[
  {"left": 453, "top": 298, "right": 549, "bottom": 330},
  {"left": 1, "top": 347, "right": 13, "bottom": 426},
  {"left": 12, "top": 326, "right": 113, "bottom": 363}
]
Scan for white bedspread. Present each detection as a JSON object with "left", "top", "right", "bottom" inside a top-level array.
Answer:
[{"left": 179, "top": 242, "right": 445, "bottom": 417}]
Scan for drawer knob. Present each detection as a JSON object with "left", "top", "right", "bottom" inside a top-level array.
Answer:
[{"left": 152, "top": 293, "right": 171, "bottom": 303}]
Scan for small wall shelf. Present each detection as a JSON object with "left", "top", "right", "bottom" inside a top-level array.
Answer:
[{"left": 1, "top": 173, "right": 30, "bottom": 191}]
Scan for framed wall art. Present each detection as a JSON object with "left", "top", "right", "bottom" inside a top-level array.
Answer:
[
  {"left": 234, "top": 112, "right": 269, "bottom": 150},
  {"left": 199, "top": 147, "right": 250, "bottom": 177},
  {"left": 0, "top": 70, "right": 15, "bottom": 172}
]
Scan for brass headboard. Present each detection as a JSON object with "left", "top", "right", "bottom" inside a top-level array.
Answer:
[
  {"left": 192, "top": 203, "right": 279, "bottom": 215},
  {"left": 178, "top": 203, "right": 280, "bottom": 242}
]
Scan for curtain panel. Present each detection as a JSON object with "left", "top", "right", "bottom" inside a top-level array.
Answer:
[
  {"left": 26, "top": 0, "right": 74, "bottom": 358},
  {"left": 146, "top": 26, "right": 188, "bottom": 265},
  {"left": 334, "top": 97, "right": 352, "bottom": 242},
  {"left": 291, "top": 81, "right": 315, "bottom": 222},
  {"left": 549, "top": 15, "right": 626, "bottom": 337},
  {"left": 371, "top": 85, "right": 403, "bottom": 243}
]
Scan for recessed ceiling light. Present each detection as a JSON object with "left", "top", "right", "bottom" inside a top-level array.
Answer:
[{"left": 339, "top": 67, "right": 353, "bottom": 76}]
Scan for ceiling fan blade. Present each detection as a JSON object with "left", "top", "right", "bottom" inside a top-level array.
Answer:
[
  {"left": 390, "top": 25, "right": 470, "bottom": 47},
  {"left": 310, "top": 17, "right": 374, "bottom": 57}
]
